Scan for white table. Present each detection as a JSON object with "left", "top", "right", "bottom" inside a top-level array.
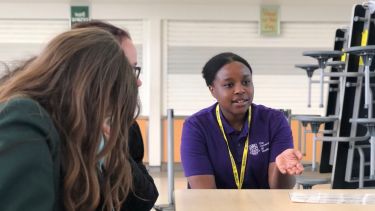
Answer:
[{"left": 175, "top": 189, "right": 375, "bottom": 211}]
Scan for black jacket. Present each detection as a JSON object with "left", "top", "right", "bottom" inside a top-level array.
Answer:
[
  {"left": 122, "top": 122, "right": 159, "bottom": 211},
  {"left": 128, "top": 122, "right": 145, "bottom": 164}
]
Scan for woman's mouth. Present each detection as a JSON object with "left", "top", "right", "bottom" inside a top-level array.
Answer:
[{"left": 232, "top": 99, "right": 249, "bottom": 105}]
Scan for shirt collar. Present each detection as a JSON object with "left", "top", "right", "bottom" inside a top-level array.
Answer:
[{"left": 218, "top": 105, "right": 250, "bottom": 139}]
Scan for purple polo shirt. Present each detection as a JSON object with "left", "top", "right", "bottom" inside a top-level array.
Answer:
[{"left": 180, "top": 103, "right": 293, "bottom": 189}]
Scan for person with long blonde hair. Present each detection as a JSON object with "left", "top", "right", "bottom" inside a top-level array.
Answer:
[{"left": 0, "top": 28, "right": 138, "bottom": 211}]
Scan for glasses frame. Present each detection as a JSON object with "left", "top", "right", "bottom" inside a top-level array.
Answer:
[{"left": 133, "top": 66, "right": 141, "bottom": 79}]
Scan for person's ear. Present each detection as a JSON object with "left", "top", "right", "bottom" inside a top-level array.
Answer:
[
  {"left": 209, "top": 85, "right": 217, "bottom": 99},
  {"left": 102, "top": 118, "right": 111, "bottom": 140}
]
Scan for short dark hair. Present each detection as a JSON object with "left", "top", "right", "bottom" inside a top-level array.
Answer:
[
  {"left": 202, "top": 52, "right": 252, "bottom": 86},
  {"left": 72, "top": 20, "right": 131, "bottom": 42}
]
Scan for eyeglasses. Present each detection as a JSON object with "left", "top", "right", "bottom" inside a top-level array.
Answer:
[{"left": 133, "top": 66, "right": 141, "bottom": 79}]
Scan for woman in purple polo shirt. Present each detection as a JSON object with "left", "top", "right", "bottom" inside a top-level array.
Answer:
[{"left": 181, "top": 52, "right": 304, "bottom": 189}]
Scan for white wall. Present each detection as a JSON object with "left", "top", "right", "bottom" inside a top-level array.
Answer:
[{"left": 0, "top": 0, "right": 362, "bottom": 166}]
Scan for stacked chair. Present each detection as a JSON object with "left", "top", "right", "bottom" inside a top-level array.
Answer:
[{"left": 293, "top": 2, "right": 375, "bottom": 189}]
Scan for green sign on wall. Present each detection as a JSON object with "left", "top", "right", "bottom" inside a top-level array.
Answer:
[
  {"left": 70, "top": 5, "right": 90, "bottom": 27},
  {"left": 260, "top": 5, "right": 280, "bottom": 36}
]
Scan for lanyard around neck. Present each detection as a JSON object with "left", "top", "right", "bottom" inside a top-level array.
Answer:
[{"left": 215, "top": 104, "right": 251, "bottom": 189}]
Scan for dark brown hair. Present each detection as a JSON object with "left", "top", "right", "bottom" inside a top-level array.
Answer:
[{"left": 73, "top": 20, "right": 131, "bottom": 42}]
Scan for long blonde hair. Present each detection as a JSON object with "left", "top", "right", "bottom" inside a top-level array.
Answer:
[{"left": 0, "top": 28, "right": 138, "bottom": 210}]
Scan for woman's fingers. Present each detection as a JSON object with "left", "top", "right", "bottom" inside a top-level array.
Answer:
[
  {"left": 285, "top": 162, "right": 304, "bottom": 175},
  {"left": 277, "top": 164, "right": 287, "bottom": 174},
  {"left": 293, "top": 149, "right": 303, "bottom": 160},
  {"left": 276, "top": 149, "right": 305, "bottom": 175}
]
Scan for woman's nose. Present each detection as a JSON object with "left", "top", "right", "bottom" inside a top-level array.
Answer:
[
  {"left": 234, "top": 84, "right": 245, "bottom": 94},
  {"left": 137, "top": 78, "right": 142, "bottom": 87}
]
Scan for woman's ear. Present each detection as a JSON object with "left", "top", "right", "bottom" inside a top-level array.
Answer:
[
  {"left": 102, "top": 119, "right": 111, "bottom": 140},
  {"left": 209, "top": 85, "right": 216, "bottom": 99}
]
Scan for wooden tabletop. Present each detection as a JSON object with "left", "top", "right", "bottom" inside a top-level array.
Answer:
[{"left": 175, "top": 189, "right": 375, "bottom": 211}]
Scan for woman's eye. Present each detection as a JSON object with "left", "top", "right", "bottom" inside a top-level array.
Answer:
[
  {"left": 224, "top": 83, "right": 233, "bottom": 88},
  {"left": 243, "top": 80, "right": 252, "bottom": 86}
]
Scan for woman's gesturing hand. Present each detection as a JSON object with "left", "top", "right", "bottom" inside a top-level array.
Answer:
[{"left": 275, "top": 149, "right": 304, "bottom": 175}]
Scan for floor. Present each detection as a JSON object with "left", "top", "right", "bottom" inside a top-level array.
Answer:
[{"left": 151, "top": 170, "right": 187, "bottom": 206}]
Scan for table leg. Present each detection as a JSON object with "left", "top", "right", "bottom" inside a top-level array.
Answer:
[
  {"left": 308, "top": 77, "right": 311, "bottom": 108},
  {"left": 303, "top": 128, "right": 307, "bottom": 156},
  {"left": 364, "top": 65, "right": 370, "bottom": 109},
  {"left": 312, "top": 133, "right": 317, "bottom": 171},
  {"left": 371, "top": 136, "right": 375, "bottom": 179},
  {"left": 298, "top": 122, "right": 302, "bottom": 153},
  {"left": 319, "top": 68, "right": 324, "bottom": 108}
]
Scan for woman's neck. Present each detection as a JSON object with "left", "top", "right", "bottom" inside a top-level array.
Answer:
[{"left": 220, "top": 109, "right": 247, "bottom": 132}]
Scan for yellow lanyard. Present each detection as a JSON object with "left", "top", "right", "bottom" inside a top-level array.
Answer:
[{"left": 215, "top": 104, "right": 251, "bottom": 189}]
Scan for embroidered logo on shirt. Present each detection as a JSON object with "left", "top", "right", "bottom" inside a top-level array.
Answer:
[
  {"left": 258, "top": 141, "right": 270, "bottom": 152},
  {"left": 249, "top": 144, "right": 260, "bottom": 156}
]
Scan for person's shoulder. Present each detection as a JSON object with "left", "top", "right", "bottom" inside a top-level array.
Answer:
[
  {"left": 252, "top": 103, "right": 284, "bottom": 121},
  {"left": 253, "top": 103, "right": 281, "bottom": 114},
  {"left": 0, "top": 97, "right": 55, "bottom": 128},
  {"left": 130, "top": 121, "right": 141, "bottom": 132},
  {"left": 0, "top": 97, "right": 60, "bottom": 150},
  {"left": 0, "top": 97, "right": 48, "bottom": 116}
]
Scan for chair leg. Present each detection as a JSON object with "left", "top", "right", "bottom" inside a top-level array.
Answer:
[{"left": 302, "top": 185, "right": 313, "bottom": 189}]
